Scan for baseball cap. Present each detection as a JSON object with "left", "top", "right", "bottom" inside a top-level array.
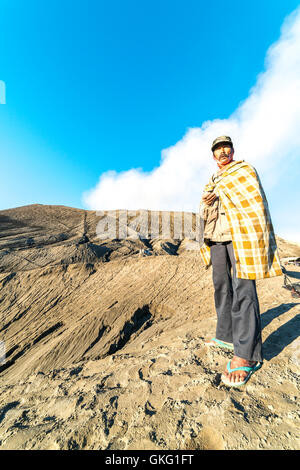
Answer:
[{"left": 211, "top": 136, "right": 233, "bottom": 152}]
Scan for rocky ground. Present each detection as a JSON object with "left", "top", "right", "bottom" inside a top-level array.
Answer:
[{"left": 0, "top": 204, "right": 299, "bottom": 450}]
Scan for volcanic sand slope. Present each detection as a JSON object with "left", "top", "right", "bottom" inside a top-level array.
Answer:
[{"left": 0, "top": 204, "right": 299, "bottom": 450}]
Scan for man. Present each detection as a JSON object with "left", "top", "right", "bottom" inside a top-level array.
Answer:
[{"left": 199, "top": 136, "right": 282, "bottom": 387}]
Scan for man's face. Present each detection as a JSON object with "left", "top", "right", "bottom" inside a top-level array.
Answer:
[{"left": 213, "top": 143, "right": 234, "bottom": 164}]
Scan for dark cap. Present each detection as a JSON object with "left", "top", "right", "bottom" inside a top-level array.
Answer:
[{"left": 211, "top": 135, "right": 233, "bottom": 152}]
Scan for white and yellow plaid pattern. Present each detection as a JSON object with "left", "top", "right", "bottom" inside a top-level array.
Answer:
[{"left": 199, "top": 160, "right": 283, "bottom": 280}]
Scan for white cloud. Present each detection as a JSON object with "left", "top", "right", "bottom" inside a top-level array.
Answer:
[{"left": 82, "top": 7, "right": 300, "bottom": 241}]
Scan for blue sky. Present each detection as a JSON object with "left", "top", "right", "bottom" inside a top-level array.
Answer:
[{"left": 1, "top": 1, "right": 300, "bottom": 241}]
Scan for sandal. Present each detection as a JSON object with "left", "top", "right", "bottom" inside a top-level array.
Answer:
[
  {"left": 221, "top": 360, "right": 262, "bottom": 387},
  {"left": 205, "top": 338, "right": 234, "bottom": 350}
]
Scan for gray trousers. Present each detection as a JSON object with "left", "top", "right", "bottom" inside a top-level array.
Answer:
[{"left": 210, "top": 241, "right": 263, "bottom": 362}]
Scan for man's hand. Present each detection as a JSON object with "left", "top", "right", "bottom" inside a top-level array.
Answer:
[{"left": 202, "top": 191, "right": 218, "bottom": 205}]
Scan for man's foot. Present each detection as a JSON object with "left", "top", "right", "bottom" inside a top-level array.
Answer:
[{"left": 221, "top": 356, "right": 261, "bottom": 387}]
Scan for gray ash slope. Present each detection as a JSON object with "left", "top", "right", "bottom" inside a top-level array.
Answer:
[{"left": 0, "top": 204, "right": 299, "bottom": 450}]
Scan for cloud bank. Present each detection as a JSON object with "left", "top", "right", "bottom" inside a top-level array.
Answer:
[{"left": 82, "top": 7, "right": 300, "bottom": 241}]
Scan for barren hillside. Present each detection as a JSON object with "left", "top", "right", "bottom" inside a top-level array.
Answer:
[{"left": 0, "top": 204, "right": 299, "bottom": 450}]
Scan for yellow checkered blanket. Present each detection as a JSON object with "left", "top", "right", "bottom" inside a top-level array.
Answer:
[{"left": 199, "top": 160, "right": 283, "bottom": 280}]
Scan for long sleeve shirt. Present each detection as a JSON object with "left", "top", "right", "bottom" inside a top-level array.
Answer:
[{"left": 200, "top": 196, "right": 232, "bottom": 242}]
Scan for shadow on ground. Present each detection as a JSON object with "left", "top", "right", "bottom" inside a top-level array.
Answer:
[{"left": 261, "top": 302, "right": 300, "bottom": 360}]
